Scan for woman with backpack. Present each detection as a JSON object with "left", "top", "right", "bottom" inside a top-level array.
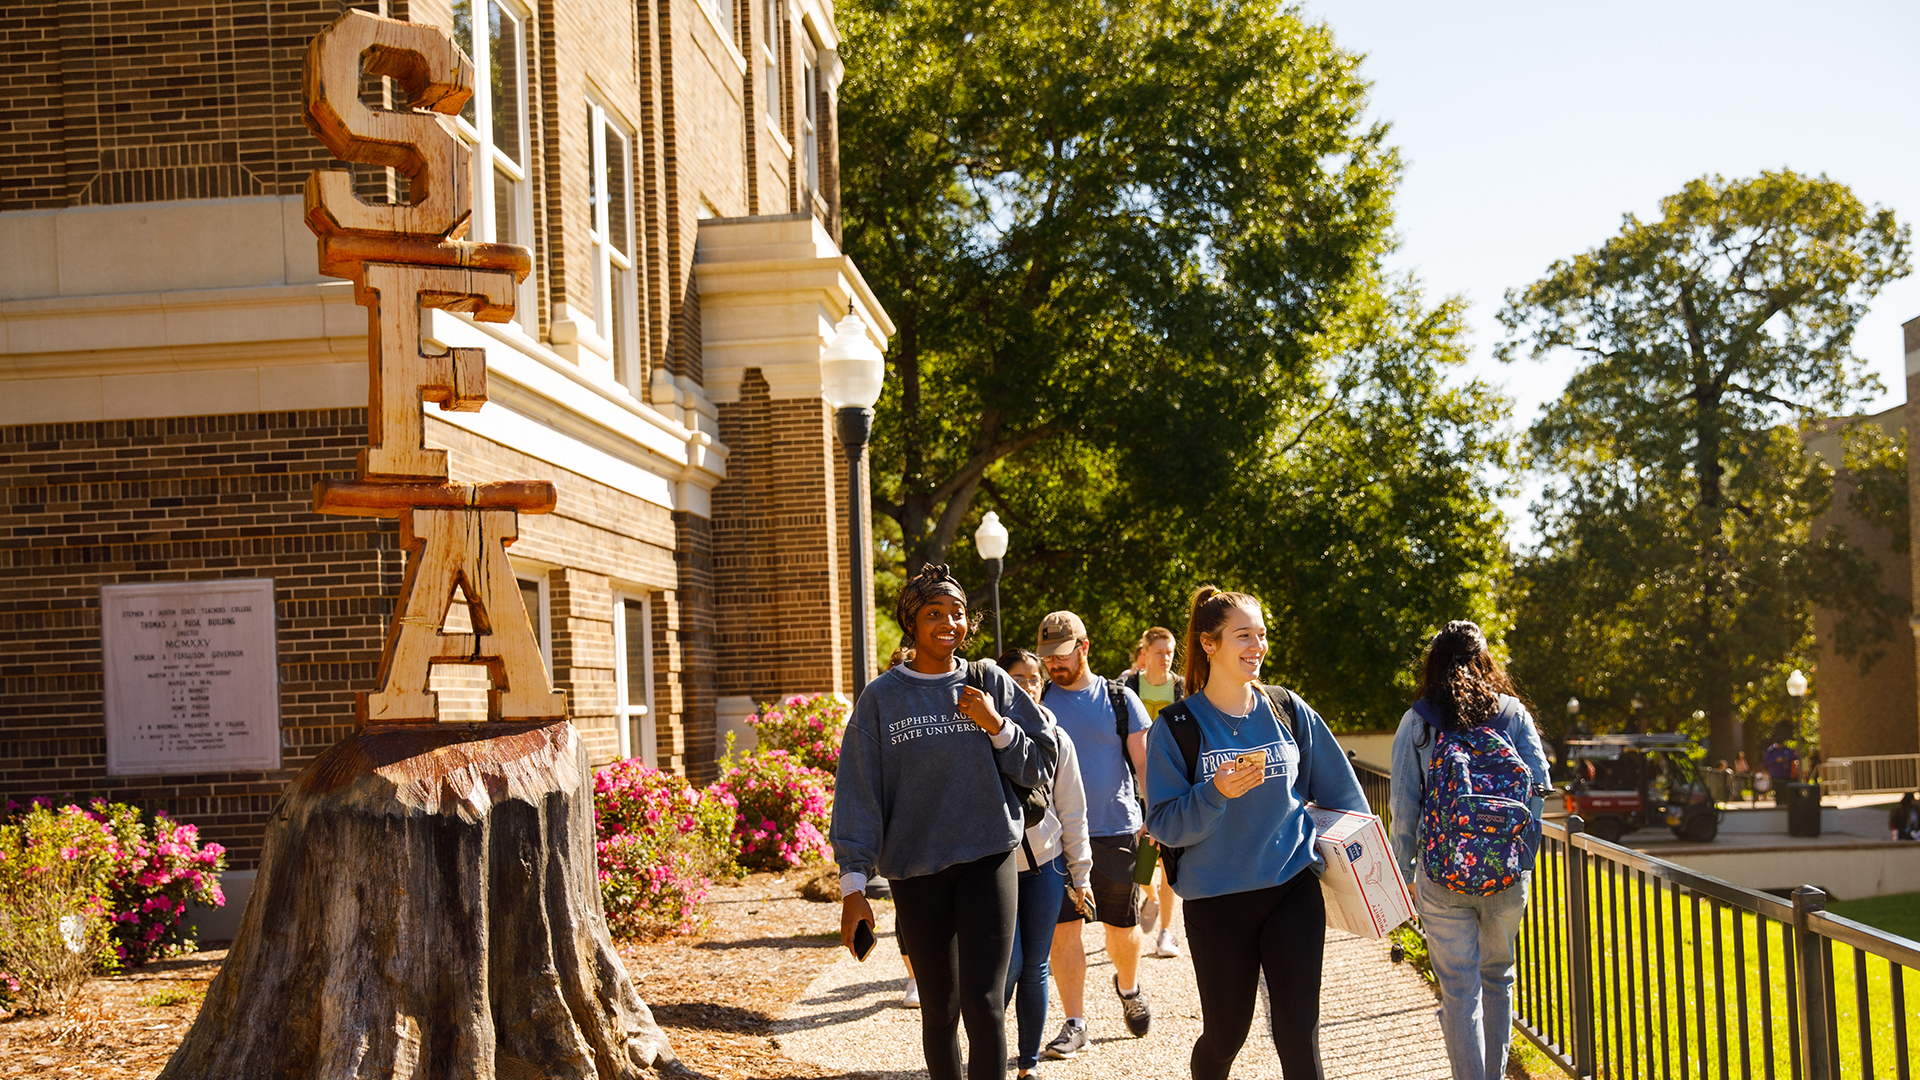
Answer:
[
  {"left": 998, "top": 648, "right": 1094, "bottom": 1078},
  {"left": 1144, "top": 586, "right": 1368, "bottom": 1080},
  {"left": 1388, "top": 621, "right": 1552, "bottom": 1080},
  {"left": 831, "top": 565, "right": 1057, "bottom": 1080}
]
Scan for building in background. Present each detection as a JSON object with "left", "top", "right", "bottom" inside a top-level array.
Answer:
[
  {"left": 1805, "top": 402, "right": 1916, "bottom": 759},
  {"left": 0, "top": 0, "right": 888, "bottom": 872}
]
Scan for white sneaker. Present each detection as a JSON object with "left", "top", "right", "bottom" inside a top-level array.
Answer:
[
  {"left": 901, "top": 977, "right": 920, "bottom": 1008},
  {"left": 1155, "top": 928, "right": 1180, "bottom": 958}
]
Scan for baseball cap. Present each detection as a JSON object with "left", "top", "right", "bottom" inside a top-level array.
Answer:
[{"left": 1036, "top": 611, "right": 1087, "bottom": 657}]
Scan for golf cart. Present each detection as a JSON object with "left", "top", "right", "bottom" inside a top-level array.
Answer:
[{"left": 1565, "top": 733, "right": 1722, "bottom": 844}]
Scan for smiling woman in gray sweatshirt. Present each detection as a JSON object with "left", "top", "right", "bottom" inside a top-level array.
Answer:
[{"left": 831, "top": 565, "right": 1055, "bottom": 1080}]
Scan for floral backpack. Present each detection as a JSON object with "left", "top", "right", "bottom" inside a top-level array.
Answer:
[{"left": 1415, "top": 698, "right": 1535, "bottom": 896}]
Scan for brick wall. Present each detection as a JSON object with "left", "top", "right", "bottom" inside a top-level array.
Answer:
[{"left": 0, "top": 410, "right": 393, "bottom": 869}]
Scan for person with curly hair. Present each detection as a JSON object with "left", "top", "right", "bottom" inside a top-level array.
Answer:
[
  {"left": 831, "top": 564, "right": 1057, "bottom": 1080},
  {"left": 1389, "top": 621, "right": 1551, "bottom": 1080}
]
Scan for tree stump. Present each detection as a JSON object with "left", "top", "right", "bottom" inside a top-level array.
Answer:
[{"left": 158, "top": 721, "right": 680, "bottom": 1079}]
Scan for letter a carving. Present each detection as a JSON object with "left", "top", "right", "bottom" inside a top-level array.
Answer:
[{"left": 363, "top": 507, "right": 566, "bottom": 724}]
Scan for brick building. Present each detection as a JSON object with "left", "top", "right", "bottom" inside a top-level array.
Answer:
[{"left": 0, "top": 0, "right": 889, "bottom": 872}]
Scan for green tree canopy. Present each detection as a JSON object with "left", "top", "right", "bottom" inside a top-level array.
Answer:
[
  {"left": 840, "top": 0, "right": 1517, "bottom": 727},
  {"left": 1499, "top": 171, "right": 1909, "bottom": 757}
]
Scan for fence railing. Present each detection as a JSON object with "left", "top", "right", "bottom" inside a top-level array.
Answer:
[
  {"left": 1349, "top": 759, "right": 1920, "bottom": 1080},
  {"left": 1819, "top": 753, "right": 1920, "bottom": 796}
]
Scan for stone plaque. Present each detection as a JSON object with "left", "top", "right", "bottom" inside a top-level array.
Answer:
[{"left": 101, "top": 579, "right": 281, "bottom": 776}]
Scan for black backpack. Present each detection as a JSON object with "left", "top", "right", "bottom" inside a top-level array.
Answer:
[
  {"left": 964, "top": 660, "right": 1053, "bottom": 829},
  {"left": 1156, "top": 684, "right": 1301, "bottom": 887}
]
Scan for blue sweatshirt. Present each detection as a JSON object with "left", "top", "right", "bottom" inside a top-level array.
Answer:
[
  {"left": 831, "top": 658, "right": 1055, "bottom": 892},
  {"left": 1144, "top": 688, "right": 1368, "bottom": 901}
]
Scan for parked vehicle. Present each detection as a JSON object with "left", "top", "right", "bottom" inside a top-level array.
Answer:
[{"left": 1564, "top": 733, "right": 1722, "bottom": 843}]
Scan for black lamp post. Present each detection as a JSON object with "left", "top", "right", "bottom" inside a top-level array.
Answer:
[
  {"left": 822, "top": 305, "right": 885, "bottom": 699},
  {"left": 974, "top": 511, "right": 1009, "bottom": 658}
]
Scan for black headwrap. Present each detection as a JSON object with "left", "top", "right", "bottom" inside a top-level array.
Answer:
[{"left": 895, "top": 563, "right": 968, "bottom": 632}]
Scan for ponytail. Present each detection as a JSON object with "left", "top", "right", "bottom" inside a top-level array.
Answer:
[
  {"left": 1182, "top": 585, "right": 1261, "bottom": 694},
  {"left": 1415, "top": 620, "right": 1522, "bottom": 730}
]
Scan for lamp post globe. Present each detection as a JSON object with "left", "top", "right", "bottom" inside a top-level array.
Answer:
[
  {"left": 974, "top": 511, "right": 1009, "bottom": 657},
  {"left": 822, "top": 307, "right": 885, "bottom": 697}
]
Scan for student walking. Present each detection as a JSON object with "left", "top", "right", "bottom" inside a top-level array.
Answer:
[
  {"left": 1122, "top": 627, "right": 1185, "bottom": 959},
  {"left": 1036, "top": 611, "right": 1155, "bottom": 1058},
  {"left": 998, "top": 648, "right": 1094, "bottom": 1078},
  {"left": 1388, "top": 621, "right": 1551, "bottom": 1080},
  {"left": 1144, "top": 587, "right": 1368, "bottom": 1080},
  {"left": 830, "top": 565, "right": 1057, "bottom": 1080}
]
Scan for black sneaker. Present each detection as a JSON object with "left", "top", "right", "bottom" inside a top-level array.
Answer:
[
  {"left": 1116, "top": 974, "right": 1151, "bottom": 1037},
  {"left": 1041, "top": 1020, "right": 1088, "bottom": 1059}
]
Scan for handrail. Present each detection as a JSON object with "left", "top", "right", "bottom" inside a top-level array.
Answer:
[{"left": 1349, "top": 756, "right": 1920, "bottom": 1079}]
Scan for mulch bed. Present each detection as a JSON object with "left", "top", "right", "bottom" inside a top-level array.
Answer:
[{"left": 0, "top": 869, "right": 864, "bottom": 1079}]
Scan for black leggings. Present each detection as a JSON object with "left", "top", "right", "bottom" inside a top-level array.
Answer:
[
  {"left": 1183, "top": 868, "right": 1326, "bottom": 1080},
  {"left": 891, "top": 849, "right": 1018, "bottom": 1080}
]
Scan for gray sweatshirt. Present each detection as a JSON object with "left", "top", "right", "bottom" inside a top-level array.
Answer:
[
  {"left": 1014, "top": 713, "right": 1092, "bottom": 890},
  {"left": 831, "top": 657, "right": 1056, "bottom": 894}
]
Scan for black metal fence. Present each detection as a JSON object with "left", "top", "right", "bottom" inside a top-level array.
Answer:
[{"left": 1349, "top": 759, "right": 1920, "bottom": 1080}]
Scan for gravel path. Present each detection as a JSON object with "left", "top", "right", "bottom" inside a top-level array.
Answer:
[{"left": 775, "top": 907, "right": 1450, "bottom": 1079}]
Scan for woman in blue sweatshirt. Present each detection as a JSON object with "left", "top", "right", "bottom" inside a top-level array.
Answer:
[
  {"left": 1145, "top": 586, "right": 1367, "bottom": 1080},
  {"left": 831, "top": 564, "right": 1056, "bottom": 1080}
]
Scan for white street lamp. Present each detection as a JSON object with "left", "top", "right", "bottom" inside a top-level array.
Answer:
[
  {"left": 1566, "top": 697, "right": 1580, "bottom": 717},
  {"left": 974, "top": 512, "right": 1010, "bottom": 657},
  {"left": 1786, "top": 670, "right": 1809, "bottom": 699},
  {"left": 823, "top": 307, "right": 886, "bottom": 696}
]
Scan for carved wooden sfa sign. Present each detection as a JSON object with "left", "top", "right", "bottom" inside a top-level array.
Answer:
[{"left": 303, "top": 10, "right": 563, "bottom": 725}]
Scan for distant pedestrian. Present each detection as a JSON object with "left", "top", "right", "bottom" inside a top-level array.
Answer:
[
  {"left": 1389, "top": 621, "right": 1551, "bottom": 1080},
  {"left": 1891, "top": 792, "right": 1919, "bottom": 841},
  {"left": 1035, "top": 610, "right": 1155, "bottom": 1059},
  {"left": 830, "top": 565, "right": 1057, "bottom": 1080},
  {"left": 1145, "top": 586, "right": 1367, "bottom": 1080},
  {"left": 998, "top": 648, "right": 1093, "bottom": 1079},
  {"left": 1122, "top": 627, "right": 1186, "bottom": 959},
  {"left": 1764, "top": 724, "right": 1799, "bottom": 806}
]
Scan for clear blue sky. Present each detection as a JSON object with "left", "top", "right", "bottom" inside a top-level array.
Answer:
[{"left": 1303, "top": 0, "right": 1920, "bottom": 542}]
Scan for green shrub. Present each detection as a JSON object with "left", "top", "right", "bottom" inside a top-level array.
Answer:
[
  {"left": 744, "top": 693, "right": 848, "bottom": 773},
  {"left": 593, "top": 759, "right": 740, "bottom": 939},
  {"left": 0, "top": 801, "right": 118, "bottom": 1012}
]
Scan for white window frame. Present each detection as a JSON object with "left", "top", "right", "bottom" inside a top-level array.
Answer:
[
  {"left": 762, "top": 0, "right": 784, "bottom": 132},
  {"left": 612, "top": 592, "right": 656, "bottom": 764},
  {"left": 801, "top": 40, "right": 820, "bottom": 205},
  {"left": 586, "top": 96, "right": 640, "bottom": 394},
  {"left": 452, "top": 0, "right": 535, "bottom": 324}
]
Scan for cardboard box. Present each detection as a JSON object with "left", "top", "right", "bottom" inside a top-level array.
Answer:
[{"left": 1309, "top": 806, "right": 1413, "bottom": 939}]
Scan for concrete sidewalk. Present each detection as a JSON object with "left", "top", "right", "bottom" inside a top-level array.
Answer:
[{"left": 774, "top": 913, "right": 1449, "bottom": 1079}]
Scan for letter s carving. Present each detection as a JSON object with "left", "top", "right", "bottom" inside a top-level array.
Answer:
[{"left": 303, "top": 9, "right": 474, "bottom": 240}]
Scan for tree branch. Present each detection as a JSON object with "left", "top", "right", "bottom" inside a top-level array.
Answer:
[{"left": 927, "top": 424, "right": 1061, "bottom": 505}]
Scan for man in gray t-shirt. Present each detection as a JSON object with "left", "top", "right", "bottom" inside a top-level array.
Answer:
[{"left": 1036, "top": 611, "right": 1154, "bottom": 1058}]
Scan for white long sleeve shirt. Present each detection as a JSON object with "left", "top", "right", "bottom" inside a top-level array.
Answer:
[{"left": 1015, "top": 711, "right": 1092, "bottom": 890}]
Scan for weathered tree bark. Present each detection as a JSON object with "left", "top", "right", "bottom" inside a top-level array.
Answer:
[{"left": 159, "top": 721, "right": 679, "bottom": 1080}]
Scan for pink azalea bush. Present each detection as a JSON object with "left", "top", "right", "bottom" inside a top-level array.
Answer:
[
  {"left": 710, "top": 744, "right": 833, "bottom": 872},
  {"left": 0, "top": 799, "right": 117, "bottom": 1011},
  {"left": 83, "top": 801, "right": 227, "bottom": 966},
  {"left": 744, "top": 693, "right": 848, "bottom": 773},
  {"left": 593, "top": 759, "right": 740, "bottom": 939}
]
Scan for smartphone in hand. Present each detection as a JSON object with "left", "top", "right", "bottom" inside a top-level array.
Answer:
[
  {"left": 1234, "top": 750, "right": 1266, "bottom": 775},
  {"left": 853, "top": 919, "right": 877, "bottom": 960}
]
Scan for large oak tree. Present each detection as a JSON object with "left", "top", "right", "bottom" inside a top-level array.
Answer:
[{"left": 1500, "top": 171, "right": 1909, "bottom": 757}]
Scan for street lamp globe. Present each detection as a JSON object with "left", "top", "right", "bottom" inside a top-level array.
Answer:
[
  {"left": 820, "top": 310, "right": 885, "bottom": 410},
  {"left": 1566, "top": 697, "right": 1580, "bottom": 717},
  {"left": 1786, "top": 669, "right": 1809, "bottom": 698},
  {"left": 974, "top": 512, "right": 1009, "bottom": 560}
]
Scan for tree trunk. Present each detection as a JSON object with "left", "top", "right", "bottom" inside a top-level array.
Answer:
[{"left": 158, "top": 721, "right": 679, "bottom": 1080}]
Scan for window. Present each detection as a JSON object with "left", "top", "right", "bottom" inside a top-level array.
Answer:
[
  {"left": 801, "top": 46, "right": 819, "bottom": 199},
  {"left": 612, "top": 594, "right": 655, "bottom": 764},
  {"left": 427, "top": 573, "right": 548, "bottom": 721},
  {"left": 762, "top": 0, "right": 783, "bottom": 131},
  {"left": 452, "top": 0, "right": 533, "bottom": 320},
  {"left": 587, "top": 99, "right": 638, "bottom": 391}
]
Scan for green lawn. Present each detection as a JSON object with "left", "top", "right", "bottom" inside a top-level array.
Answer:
[
  {"left": 1515, "top": 850, "right": 1920, "bottom": 1079},
  {"left": 1829, "top": 891, "right": 1920, "bottom": 944}
]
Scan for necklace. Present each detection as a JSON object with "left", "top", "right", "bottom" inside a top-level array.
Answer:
[{"left": 1217, "top": 690, "right": 1257, "bottom": 737}]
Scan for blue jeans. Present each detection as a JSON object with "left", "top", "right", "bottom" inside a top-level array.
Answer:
[
  {"left": 1414, "top": 870, "right": 1530, "bottom": 1080},
  {"left": 1005, "top": 854, "right": 1067, "bottom": 1070}
]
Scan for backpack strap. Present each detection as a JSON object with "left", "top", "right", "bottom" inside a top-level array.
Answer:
[
  {"left": 1155, "top": 699, "right": 1204, "bottom": 887},
  {"left": 1108, "top": 677, "right": 1138, "bottom": 802}
]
